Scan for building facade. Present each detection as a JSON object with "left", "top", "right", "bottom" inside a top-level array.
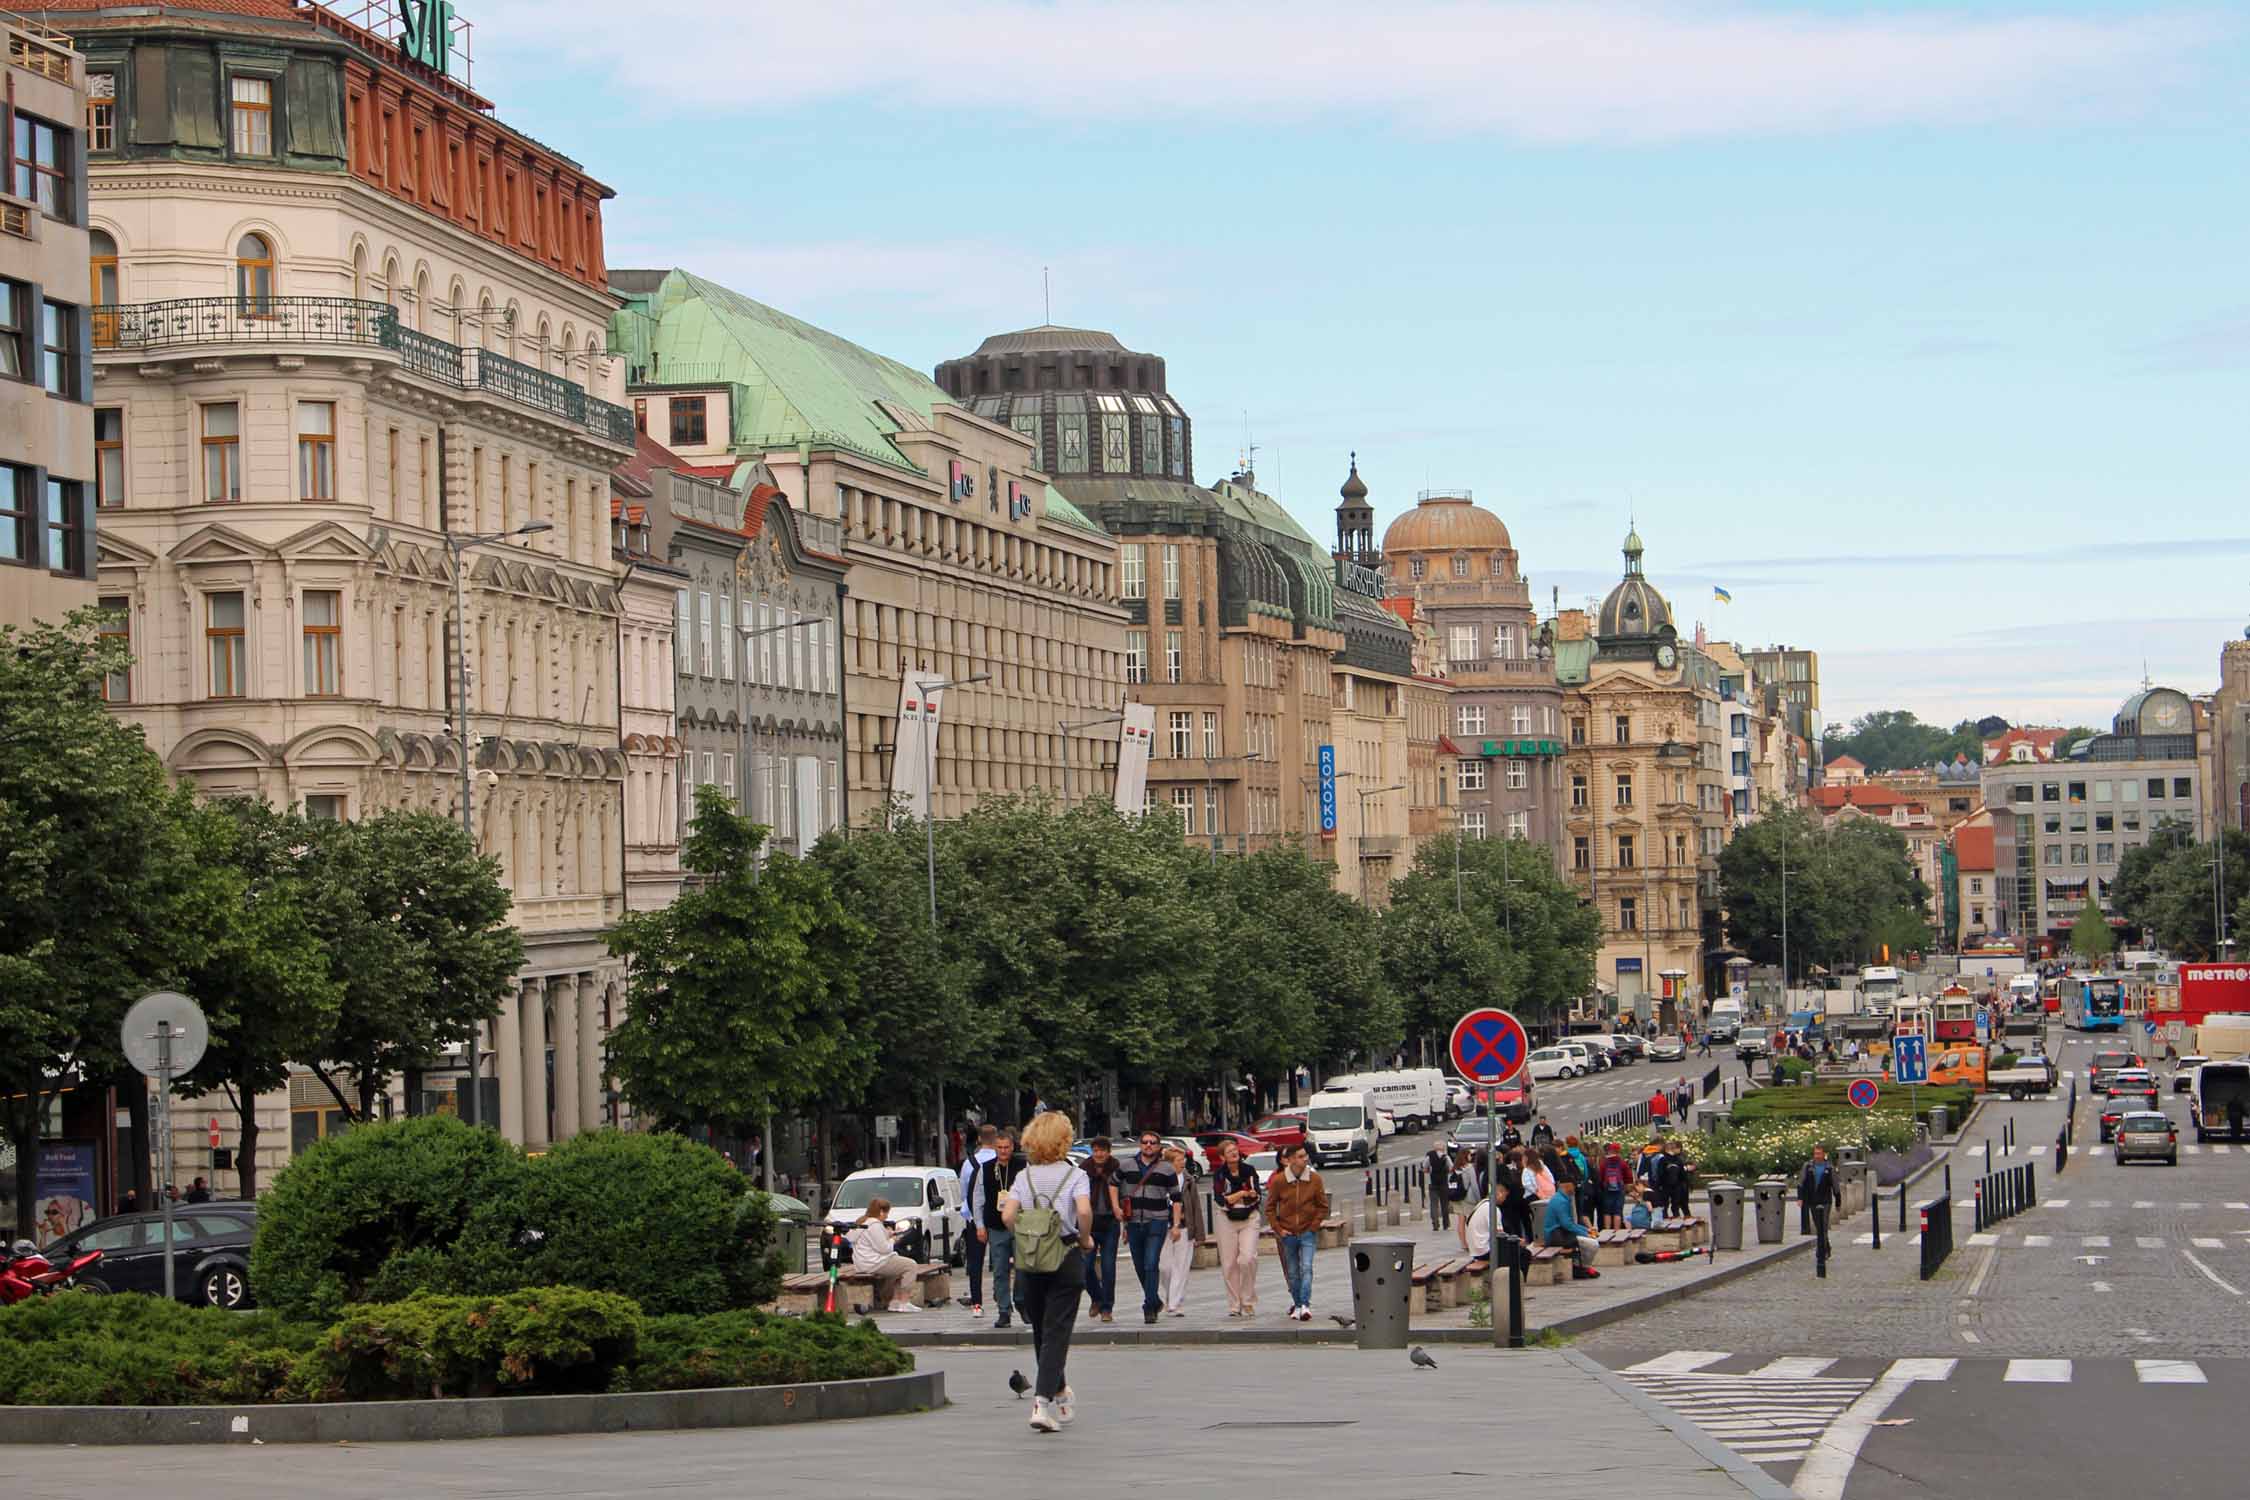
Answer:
[
  {"left": 64, "top": 0, "right": 637, "bottom": 1167},
  {"left": 1745, "top": 644, "right": 1822, "bottom": 777},
  {"left": 1, "top": 13, "right": 95, "bottom": 632},
  {"left": 1556, "top": 531, "right": 1721, "bottom": 1020},
  {"left": 1377, "top": 487, "right": 1562, "bottom": 850},
  {"left": 1986, "top": 685, "right": 2202, "bottom": 950},
  {"left": 606, "top": 444, "right": 684, "bottom": 912},
  {"left": 615, "top": 284, "right": 1128, "bottom": 828},
  {"left": 2211, "top": 630, "right": 2250, "bottom": 836}
]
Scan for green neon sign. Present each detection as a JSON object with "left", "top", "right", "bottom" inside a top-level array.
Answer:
[{"left": 399, "top": 0, "right": 458, "bottom": 77}]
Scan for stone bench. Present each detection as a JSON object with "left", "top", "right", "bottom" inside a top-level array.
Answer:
[
  {"left": 1592, "top": 1228, "right": 1646, "bottom": 1267},
  {"left": 771, "top": 1262, "right": 950, "bottom": 1315}
]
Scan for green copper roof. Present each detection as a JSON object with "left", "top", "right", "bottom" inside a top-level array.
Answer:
[
  {"left": 1041, "top": 484, "right": 1106, "bottom": 538},
  {"left": 611, "top": 269, "right": 949, "bottom": 476},
  {"left": 1553, "top": 637, "right": 1595, "bottom": 686},
  {"left": 1207, "top": 474, "right": 1320, "bottom": 550}
]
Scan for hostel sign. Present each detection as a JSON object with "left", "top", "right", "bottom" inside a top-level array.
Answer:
[{"left": 399, "top": 0, "right": 460, "bottom": 77}]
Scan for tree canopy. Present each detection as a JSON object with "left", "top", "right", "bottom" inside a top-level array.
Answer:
[
  {"left": 1823, "top": 710, "right": 1982, "bottom": 774},
  {"left": 1717, "top": 808, "right": 1932, "bottom": 977},
  {"left": 2113, "top": 825, "right": 2250, "bottom": 959}
]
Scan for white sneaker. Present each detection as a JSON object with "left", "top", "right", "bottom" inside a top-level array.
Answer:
[
  {"left": 1028, "top": 1397, "right": 1060, "bottom": 1433},
  {"left": 1055, "top": 1386, "right": 1075, "bottom": 1424},
  {"left": 886, "top": 1300, "right": 919, "bottom": 1313}
]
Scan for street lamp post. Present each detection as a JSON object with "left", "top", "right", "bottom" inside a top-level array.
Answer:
[
  {"left": 1355, "top": 783, "right": 1404, "bottom": 904},
  {"left": 918, "top": 672, "right": 987, "bottom": 1171},
  {"left": 446, "top": 519, "right": 552, "bottom": 1128},
  {"left": 1780, "top": 851, "right": 1793, "bottom": 1017},
  {"left": 1060, "top": 711, "right": 1125, "bottom": 809}
]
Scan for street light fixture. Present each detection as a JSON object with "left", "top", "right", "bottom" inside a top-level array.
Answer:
[
  {"left": 1060, "top": 711, "right": 1126, "bottom": 809},
  {"left": 444, "top": 519, "right": 552, "bottom": 1127}
]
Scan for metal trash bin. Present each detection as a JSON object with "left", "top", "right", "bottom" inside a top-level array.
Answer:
[
  {"left": 1349, "top": 1234, "right": 1416, "bottom": 1350},
  {"left": 1837, "top": 1144, "right": 1868, "bottom": 1168},
  {"left": 765, "top": 1191, "right": 814, "bottom": 1275},
  {"left": 1754, "top": 1177, "right": 1788, "bottom": 1244},
  {"left": 1707, "top": 1180, "right": 1746, "bottom": 1251},
  {"left": 1836, "top": 1161, "right": 1866, "bottom": 1219},
  {"left": 1929, "top": 1105, "right": 1950, "bottom": 1139}
]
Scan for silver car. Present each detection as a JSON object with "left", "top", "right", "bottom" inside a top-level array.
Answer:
[
  {"left": 1647, "top": 1035, "right": 1686, "bottom": 1061},
  {"left": 2113, "top": 1111, "right": 2178, "bottom": 1166}
]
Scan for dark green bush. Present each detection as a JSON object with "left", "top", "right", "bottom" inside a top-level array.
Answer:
[
  {"left": 0, "top": 1295, "right": 319, "bottom": 1406},
  {"left": 290, "top": 1287, "right": 641, "bottom": 1401},
  {"left": 1773, "top": 1056, "right": 1813, "bottom": 1084},
  {"left": 518, "top": 1131, "right": 780, "bottom": 1314},
  {"left": 249, "top": 1115, "right": 532, "bottom": 1322},
  {"left": 615, "top": 1309, "right": 912, "bottom": 1392}
]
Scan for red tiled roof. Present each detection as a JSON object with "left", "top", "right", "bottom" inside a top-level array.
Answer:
[
  {"left": 676, "top": 462, "right": 739, "bottom": 481},
  {"left": 36, "top": 0, "right": 300, "bottom": 13},
  {"left": 1825, "top": 754, "right": 1866, "bottom": 771},
  {"left": 1437, "top": 735, "right": 1465, "bottom": 756},
  {"left": 1808, "top": 784, "right": 1921, "bottom": 813},
  {"left": 1953, "top": 822, "right": 1996, "bottom": 872},
  {"left": 614, "top": 431, "right": 685, "bottom": 490}
]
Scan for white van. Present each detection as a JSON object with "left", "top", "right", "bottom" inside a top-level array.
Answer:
[
  {"left": 1304, "top": 1089, "right": 1381, "bottom": 1166},
  {"left": 1706, "top": 998, "right": 1745, "bottom": 1039},
  {"left": 1326, "top": 1069, "right": 1448, "bottom": 1132},
  {"left": 823, "top": 1165, "right": 966, "bottom": 1265}
]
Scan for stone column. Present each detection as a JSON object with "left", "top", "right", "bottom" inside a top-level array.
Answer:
[
  {"left": 495, "top": 992, "right": 524, "bottom": 1144},
  {"left": 519, "top": 979, "right": 549, "bottom": 1150},
  {"left": 550, "top": 974, "right": 582, "bottom": 1140},
  {"left": 578, "top": 974, "right": 606, "bottom": 1129}
]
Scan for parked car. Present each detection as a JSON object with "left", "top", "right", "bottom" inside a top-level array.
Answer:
[
  {"left": 1249, "top": 1113, "right": 1307, "bottom": 1149},
  {"left": 1196, "top": 1130, "right": 1270, "bottom": 1170},
  {"left": 823, "top": 1166, "right": 967, "bottom": 1265},
  {"left": 1646, "top": 1035, "right": 1687, "bottom": 1062},
  {"left": 2114, "top": 1111, "right": 2178, "bottom": 1165},
  {"left": 40, "top": 1203, "right": 257, "bottom": 1308},
  {"left": 1553, "top": 1041, "right": 1596, "bottom": 1076},
  {"left": 1528, "top": 1046, "right": 1583, "bottom": 1081},
  {"left": 1736, "top": 1026, "right": 1773, "bottom": 1060}
]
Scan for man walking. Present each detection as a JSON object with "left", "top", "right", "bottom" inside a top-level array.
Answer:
[
  {"left": 957, "top": 1124, "right": 998, "bottom": 1313},
  {"left": 979, "top": 1128, "right": 1020, "bottom": 1328},
  {"left": 1800, "top": 1145, "right": 1838, "bottom": 1276},
  {"left": 1115, "top": 1130, "right": 1181, "bottom": 1325},
  {"left": 1265, "top": 1142, "right": 1331, "bottom": 1321},
  {"left": 1528, "top": 1115, "right": 1555, "bottom": 1150},
  {"left": 1082, "top": 1138, "right": 1123, "bottom": 1323},
  {"left": 1425, "top": 1140, "right": 1452, "bottom": 1232}
]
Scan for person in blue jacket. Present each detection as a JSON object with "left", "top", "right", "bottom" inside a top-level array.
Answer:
[{"left": 1542, "top": 1181, "right": 1602, "bottom": 1279}]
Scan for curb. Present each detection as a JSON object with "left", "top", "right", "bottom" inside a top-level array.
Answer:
[
  {"left": 1565, "top": 1348, "right": 1800, "bottom": 1500},
  {"left": 0, "top": 1370, "right": 945, "bottom": 1446}
]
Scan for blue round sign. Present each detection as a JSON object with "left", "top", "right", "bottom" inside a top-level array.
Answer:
[
  {"left": 1449, "top": 1007, "right": 1530, "bottom": 1086},
  {"left": 1848, "top": 1078, "right": 1881, "bottom": 1110}
]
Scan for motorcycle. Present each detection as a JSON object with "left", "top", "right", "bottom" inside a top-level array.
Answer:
[{"left": 0, "top": 1241, "right": 105, "bottom": 1306}]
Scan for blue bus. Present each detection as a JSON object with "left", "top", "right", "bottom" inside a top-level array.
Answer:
[{"left": 2060, "top": 973, "right": 2127, "bottom": 1032}]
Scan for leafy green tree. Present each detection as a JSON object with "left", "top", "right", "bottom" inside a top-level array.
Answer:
[
  {"left": 606, "top": 786, "right": 869, "bottom": 1136},
  {"left": 1203, "top": 846, "right": 1397, "bottom": 1080},
  {"left": 2112, "top": 819, "right": 2194, "bottom": 923},
  {"left": 297, "top": 810, "right": 524, "bottom": 1119},
  {"left": 174, "top": 799, "right": 341, "bottom": 1197},
  {"left": 2119, "top": 827, "right": 2250, "bottom": 959},
  {"left": 0, "top": 615, "right": 207, "bottom": 1235},
  {"left": 1720, "top": 809, "right": 1930, "bottom": 976},
  {"left": 1823, "top": 710, "right": 1984, "bottom": 773},
  {"left": 2069, "top": 892, "right": 2116, "bottom": 960}
]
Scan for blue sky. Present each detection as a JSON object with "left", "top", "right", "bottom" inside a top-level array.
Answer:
[{"left": 468, "top": 0, "right": 2248, "bottom": 735}]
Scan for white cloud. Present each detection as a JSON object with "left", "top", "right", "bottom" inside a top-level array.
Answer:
[{"left": 476, "top": 0, "right": 2217, "bottom": 142}]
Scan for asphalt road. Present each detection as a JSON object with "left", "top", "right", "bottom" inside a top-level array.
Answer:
[{"left": 1578, "top": 1026, "right": 2250, "bottom": 1497}]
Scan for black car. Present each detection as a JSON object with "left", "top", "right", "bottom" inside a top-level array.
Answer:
[{"left": 42, "top": 1203, "right": 257, "bottom": 1308}]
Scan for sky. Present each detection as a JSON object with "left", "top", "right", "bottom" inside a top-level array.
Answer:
[{"left": 463, "top": 0, "right": 2248, "bottom": 736}]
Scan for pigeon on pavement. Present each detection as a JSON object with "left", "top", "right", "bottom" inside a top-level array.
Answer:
[
  {"left": 1330, "top": 1314, "right": 1355, "bottom": 1329},
  {"left": 1410, "top": 1346, "right": 1438, "bottom": 1369},
  {"left": 1008, "top": 1369, "right": 1031, "bottom": 1398}
]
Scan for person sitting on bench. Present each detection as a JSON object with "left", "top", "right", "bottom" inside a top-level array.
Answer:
[
  {"left": 1542, "top": 1182, "right": 1601, "bottom": 1279},
  {"left": 846, "top": 1198, "right": 922, "bottom": 1313}
]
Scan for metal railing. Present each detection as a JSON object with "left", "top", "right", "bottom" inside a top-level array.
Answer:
[{"left": 390, "top": 322, "right": 464, "bottom": 385}]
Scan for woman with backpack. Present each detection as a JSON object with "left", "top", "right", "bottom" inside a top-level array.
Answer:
[
  {"left": 1002, "top": 1111, "right": 1095, "bottom": 1434},
  {"left": 1596, "top": 1142, "right": 1633, "bottom": 1229}
]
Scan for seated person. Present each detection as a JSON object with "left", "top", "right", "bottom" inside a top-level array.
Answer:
[
  {"left": 1541, "top": 1182, "right": 1602, "bottom": 1279},
  {"left": 846, "top": 1199, "right": 922, "bottom": 1314}
]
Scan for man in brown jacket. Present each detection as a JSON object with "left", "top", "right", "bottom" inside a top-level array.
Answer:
[{"left": 1265, "top": 1143, "right": 1331, "bottom": 1322}]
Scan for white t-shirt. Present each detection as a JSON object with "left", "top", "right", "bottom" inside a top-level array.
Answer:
[
  {"left": 1008, "top": 1161, "right": 1093, "bottom": 1238},
  {"left": 1461, "top": 1198, "right": 1494, "bottom": 1257}
]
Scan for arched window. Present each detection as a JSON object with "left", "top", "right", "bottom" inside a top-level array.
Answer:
[
  {"left": 477, "top": 291, "right": 493, "bottom": 348},
  {"left": 414, "top": 267, "right": 430, "bottom": 331},
  {"left": 89, "top": 229, "right": 118, "bottom": 348},
  {"left": 447, "top": 279, "right": 465, "bottom": 344},
  {"left": 350, "top": 243, "right": 366, "bottom": 301},
  {"left": 382, "top": 256, "right": 402, "bottom": 314},
  {"left": 236, "top": 232, "right": 275, "bottom": 311}
]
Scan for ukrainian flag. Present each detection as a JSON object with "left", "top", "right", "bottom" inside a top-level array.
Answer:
[{"left": 1713, "top": 586, "right": 1733, "bottom": 604}]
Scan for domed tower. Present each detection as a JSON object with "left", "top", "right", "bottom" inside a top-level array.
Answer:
[
  {"left": 1595, "top": 527, "right": 1679, "bottom": 665},
  {"left": 1335, "top": 453, "right": 1377, "bottom": 568}
]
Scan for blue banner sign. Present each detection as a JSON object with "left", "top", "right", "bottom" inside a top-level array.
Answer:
[{"left": 1318, "top": 744, "right": 1337, "bottom": 834}]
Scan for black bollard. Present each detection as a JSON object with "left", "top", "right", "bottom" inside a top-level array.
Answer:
[{"left": 1506, "top": 1234, "right": 1526, "bottom": 1348}]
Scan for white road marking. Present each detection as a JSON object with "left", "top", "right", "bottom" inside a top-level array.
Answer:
[
  {"left": 1793, "top": 1361, "right": 1956, "bottom": 1500},
  {"left": 2228, "top": 1202, "right": 2250, "bottom": 1211},
  {"left": 2137, "top": 1236, "right": 2167, "bottom": 1249},
  {"left": 2218, "top": 1145, "right": 2236, "bottom": 1154},
  {"left": 2136, "top": 1359, "right": 2208, "bottom": 1384},
  {"left": 1622, "top": 1350, "right": 1732, "bottom": 1375},
  {"left": 2082, "top": 1235, "right": 2111, "bottom": 1248},
  {"left": 2005, "top": 1359, "right": 2072, "bottom": 1382},
  {"left": 2193, "top": 1237, "right": 2226, "bottom": 1249},
  {"left": 1969, "top": 1233, "right": 1998, "bottom": 1247},
  {"left": 2133, "top": 1201, "right": 2156, "bottom": 1209},
  {"left": 2183, "top": 1145, "right": 2203, "bottom": 1155},
  {"left": 2091, "top": 1200, "right": 2113, "bottom": 1209},
  {"left": 1746, "top": 1357, "right": 1838, "bottom": 1378},
  {"left": 2182, "top": 1249, "right": 2246, "bottom": 1297},
  {"left": 2046, "top": 1199, "right": 2071, "bottom": 1208},
  {"left": 2091, "top": 1280, "right": 2113, "bottom": 1291},
  {"left": 2023, "top": 1234, "right": 2053, "bottom": 1247},
  {"left": 1960, "top": 1330, "right": 1982, "bottom": 1343}
]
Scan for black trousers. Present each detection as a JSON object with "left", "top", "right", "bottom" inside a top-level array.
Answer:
[
  {"left": 965, "top": 1226, "right": 987, "bottom": 1305},
  {"left": 1810, "top": 1205, "right": 1832, "bottom": 1265},
  {"left": 1015, "top": 1247, "right": 1087, "bottom": 1401}
]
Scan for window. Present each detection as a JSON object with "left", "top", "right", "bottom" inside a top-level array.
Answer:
[
  {"left": 295, "top": 401, "right": 335, "bottom": 499},
  {"left": 199, "top": 402, "right": 241, "bottom": 502},
  {"left": 2043, "top": 812, "right": 2061, "bottom": 834},
  {"left": 2041, "top": 782, "right": 2060, "bottom": 802},
  {"left": 1506, "top": 759, "right": 1528, "bottom": 790},
  {"left": 1573, "top": 835, "right": 1590, "bottom": 870},
  {"left": 2174, "top": 777, "right": 2193, "bottom": 800},
  {"left": 0, "top": 279, "right": 26, "bottom": 377},
  {"left": 2148, "top": 778, "right": 2166, "bottom": 800},
  {"left": 717, "top": 592, "right": 734, "bottom": 679},
  {"left": 2068, "top": 780, "right": 2086, "bottom": 803},
  {"left": 1507, "top": 811, "right": 1528, "bottom": 839},
  {"left": 1619, "top": 896, "right": 1638, "bottom": 932},
  {"left": 1462, "top": 811, "right": 1487, "bottom": 839},
  {"left": 1168, "top": 711, "right": 1192, "bottom": 759},
  {"left": 2069, "top": 843, "right": 2088, "bottom": 865},
  {"left": 86, "top": 74, "right": 116, "bottom": 152},
  {"left": 1203, "top": 712, "right": 1220, "bottom": 758},
  {"left": 1448, "top": 625, "right": 1477, "bottom": 664},
  {"left": 1458, "top": 759, "right": 1486, "bottom": 792},
  {"left": 1163, "top": 543, "right": 1180, "bottom": 599},
  {"left": 675, "top": 589, "right": 691, "bottom": 670},
  {"left": 229, "top": 77, "right": 274, "bottom": 155},
  {"left": 1121, "top": 543, "right": 1146, "bottom": 599},
  {"left": 1456, "top": 704, "right": 1486, "bottom": 736},
  {"left": 2094, "top": 812, "right": 2113, "bottom": 833},
  {"left": 98, "top": 595, "right": 129, "bottom": 701},
  {"left": 1451, "top": 554, "right": 1469, "bottom": 578},
  {"left": 1615, "top": 773, "right": 1633, "bottom": 807},
  {"left": 1165, "top": 630, "right": 1181, "bottom": 683},
  {"left": 94, "top": 407, "right": 123, "bottom": 507},
  {"left": 10, "top": 111, "right": 68, "bottom": 220},
  {"left": 1570, "top": 716, "right": 1587, "bottom": 746},
  {"left": 2009, "top": 783, "right": 2032, "bottom": 804},
  {"left": 1494, "top": 623, "right": 1517, "bottom": 659},
  {"left": 1204, "top": 785, "right": 1218, "bottom": 836},
  {"left": 42, "top": 478, "right": 81, "bottom": 573},
  {"left": 301, "top": 590, "right": 340, "bottom": 695},
  {"left": 1570, "top": 772, "right": 1588, "bottom": 808},
  {"left": 303, "top": 794, "right": 345, "bottom": 822},
  {"left": 206, "top": 592, "right": 246, "bottom": 698},
  {"left": 2122, "top": 809, "right": 2141, "bottom": 832},
  {"left": 1614, "top": 714, "right": 1631, "bottom": 744},
  {"left": 2096, "top": 841, "right": 2115, "bottom": 864},
  {"left": 1409, "top": 557, "right": 1426, "bottom": 580},
  {"left": 40, "top": 299, "right": 75, "bottom": 395},
  {"left": 1125, "top": 630, "right": 1147, "bottom": 684},
  {"left": 669, "top": 396, "right": 707, "bottom": 446},
  {"left": 1617, "top": 834, "right": 1636, "bottom": 869},
  {"left": 235, "top": 234, "right": 274, "bottom": 310},
  {"left": 1673, "top": 832, "right": 1687, "bottom": 864},
  {"left": 2093, "top": 780, "right": 2112, "bottom": 803},
  {"left": 1510, "top": 705, "right": 1531, "bottom": 734},
  {"left": 1172, "top": 785, "right": 1194, "bottom": 834},
  {"left": 697, "top": 592, "right": 713, "bottom": 674},
  {"left": 719, "top": 753, "right": 736, "bottom": 803}
]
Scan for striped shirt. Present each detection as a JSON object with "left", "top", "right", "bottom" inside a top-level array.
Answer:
[{"left": 1114, "top": 1152, "right": 1180, "bottom": 1223}]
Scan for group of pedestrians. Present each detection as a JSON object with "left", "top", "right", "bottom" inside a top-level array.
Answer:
[{"left": 1450, "top": 1133, "right": 1696, "bottom": 1275}]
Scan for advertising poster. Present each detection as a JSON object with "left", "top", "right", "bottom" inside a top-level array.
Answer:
[
  {"left": 34, "top": 1142, "right": 98, "bottom": 1243},
  {"left": 1113, "top": 703, "right": 1156, "bottom": 811}
]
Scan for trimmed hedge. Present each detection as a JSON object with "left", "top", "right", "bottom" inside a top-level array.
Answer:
[
  {"left": 0, "top": 1289, "right": 908, "bottom": 1406},
  {"left": 1729, "top": 1080, "right": 1975, "bottom": 1125}
]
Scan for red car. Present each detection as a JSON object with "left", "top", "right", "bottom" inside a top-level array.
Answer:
[
  {"left": 1250, "top": 1113, "right": 1308, "bottom": 1150},
  {"left": 1195, "top": 1130, "right": 1268, "bottom": 1170}
]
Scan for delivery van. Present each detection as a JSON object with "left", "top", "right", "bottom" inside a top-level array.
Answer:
[
  {"left": 1327, "top": 1069, "right": 1449, "bottom": 1132},
  {"left": 1304, "top": 1089, "right": 1381, "bottom": 1166}
]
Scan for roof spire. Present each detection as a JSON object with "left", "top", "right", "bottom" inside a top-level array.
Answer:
[{"left": 1339, "top": 451, "right": 1368, "bottom": 504}]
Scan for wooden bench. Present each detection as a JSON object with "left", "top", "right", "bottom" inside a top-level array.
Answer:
[
  {"left": 1641, "top": 1218, "right": 1690, "bottom": 1253},
  {"left": 1411, "top": 1261, "right": 1443, "bottom": 1312},
  {"left": 1526, "top": 1244, "right": 1569, "bottom": 1284},
  {"left": 774, "top": 1271, "right": 832, "bottom": 1315}
]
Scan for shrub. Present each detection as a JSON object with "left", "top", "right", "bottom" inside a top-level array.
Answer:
[
  {"left": 0, "top": 1295, "right": 319, "bottom": 1407},
  {"left": 1582, "top": 1114, "right": 1923, "bottom": 1183},
  {"left": 518, "top": 1131, "right": 780, "bottom": 1315},
  {"left": 616, "top": 1309, "right": 912, "bottom": 1392},
  {"left": 250, "top": 1115, "right": 532, "bottom": 1322},
  {"left": 1774, "top": 1057, "right": 1813, "bottom": 1084},
  {"left": 290, "top": 1288, "right": 641, "bottom": 1401}
]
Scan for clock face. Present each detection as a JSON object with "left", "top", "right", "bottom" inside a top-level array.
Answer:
[
  {"left": 1657, "top": 645, "right": 1677, "bottom": 669},
  {"left": 2151, "top": 697, "right": 2183, "bottom": 730}
]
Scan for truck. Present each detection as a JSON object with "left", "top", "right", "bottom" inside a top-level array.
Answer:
[
  {"left": 1325, "top": 1069, "right": 1448, "bottom": 1132},
  {"left": 1705, "top": 997, "right": 1744, "bottom": 1040},
  {"left": 1987, "top": 1055, "right": 2056, "bottom": 1100},
  {"left": 1857, "top": 965, "right": 1905, "bottom": 1020},
  {"left": 2192, "top": 1061, "right": 2250, "bottom": 1142},
  {"left": 2193, "top": 1013, "right": 2250, "bottom": 1061}
]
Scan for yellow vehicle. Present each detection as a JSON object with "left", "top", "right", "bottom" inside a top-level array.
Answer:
[{"left": 1925, "top": 1043, "right": 1987, "bottom": 1089}]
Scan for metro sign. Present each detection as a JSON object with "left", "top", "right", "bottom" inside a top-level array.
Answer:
[{"left": 399, "top": 0, "right": 459, "bottom": 77}]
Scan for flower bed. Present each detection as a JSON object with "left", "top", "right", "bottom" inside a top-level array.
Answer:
[
  {"left": 1584, "top": 1113, "right": 1924, "bottom": 1184},
  {"left": 0, "top": 1290, "right": 909, "bottom": 1407}
]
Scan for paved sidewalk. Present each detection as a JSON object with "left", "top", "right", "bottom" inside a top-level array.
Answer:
[{"left": 0, "top": 1347, "right": 1791, "bottom": 1500}]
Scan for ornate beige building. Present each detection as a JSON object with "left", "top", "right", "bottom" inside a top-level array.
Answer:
[
  {"left": 1555, "top": 531, "right": 1724, "bottom": 1022},
  {"left": 64, "top": 0, "right": 637, "bottom": 1167}
]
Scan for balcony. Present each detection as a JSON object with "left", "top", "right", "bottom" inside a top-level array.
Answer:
[
  {"left": 1446, "top": 655, "right": 1546, "bottom": 676},
  {"left": 94, "top": 297, "right": 635, "bottom": 447}
]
